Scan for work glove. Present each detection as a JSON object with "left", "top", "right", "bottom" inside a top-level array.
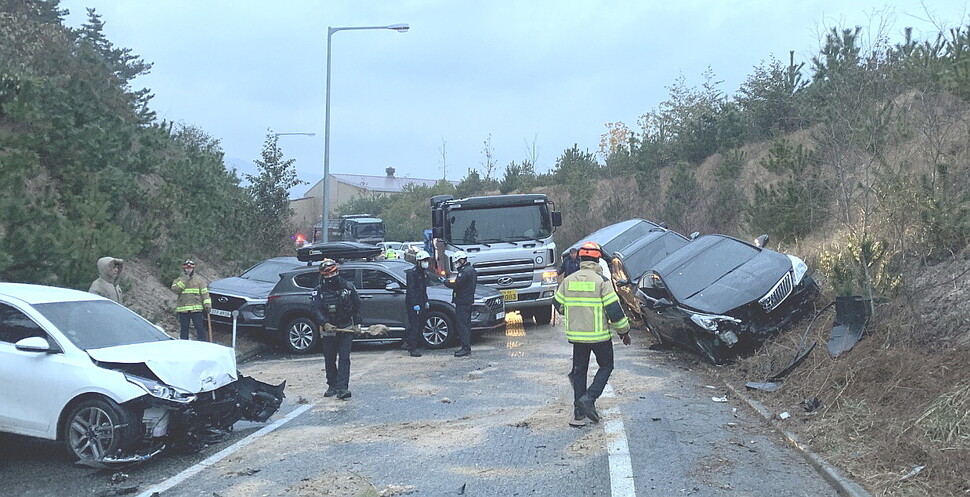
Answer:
[
  {"left": 352, "top": 324, "right": 361, "bottom": 333},
  {"left": 412, "top": 305, "right": 421, "bottom": 312},
  {"left": 424, "top": 302, "right": 430, "bottom": 310},
  {"left": 323, "top": 322, "right": 337, "bottom": 332},
  {"left": 620, "top": 333, "right": 632, "bottom": 346},
  {"left": 203, "top": 305, "right": 211, "bottom": 314}
]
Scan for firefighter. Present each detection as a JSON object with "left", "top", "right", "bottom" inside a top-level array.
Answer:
[
  {"left": 311, "top": 259, "right": 362, "bottom": 400},
  {"left": 403, "top": 250, "right": 433, "bottom": 357},
  {"left": 89, "top": 257, "right": 124, "bottom": 304},
  {"left": 171, "top": 259, "right": 211, "bottom": 341},
  {"left": 553, "top": 241, "right": 631, "bottom": 426},
  {"left": 443, "top": 250, "right": 476, "bottom": 357}
]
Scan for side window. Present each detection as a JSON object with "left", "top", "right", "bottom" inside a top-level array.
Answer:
[
  {"left": 293, "top": 272, "right": 319, "bottom": 289},
  {"left": 0, "top": 303, "right": 46, "bottom": 344},
  {"left": 361, "top": 269, "right": 395, "bottom": 290},
  {"left": 340, "top": 269, "right": 356, "bottom": 286}
]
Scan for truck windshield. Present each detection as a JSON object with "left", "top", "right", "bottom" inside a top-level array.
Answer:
[
  {"left": 446, "top": 204, "right": 551, "bottom": 244},
  {"left": 353, "top": 222, "right": 385, "bottom": 239}
]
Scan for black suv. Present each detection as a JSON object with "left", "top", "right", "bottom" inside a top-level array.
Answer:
[
  {"left": 264, "top": 259, "right": 506, "bottom": 354},
  {"left": 208, "top": 257, "right": 308, "bottom": 329}
]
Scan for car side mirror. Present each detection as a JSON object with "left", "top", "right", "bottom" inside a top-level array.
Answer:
[
  {"left": 615, "top": 278, "right": 632, "bottom": 287},
  {"left": 651, "top": 298, "right": 674, "bottom": 310},
  {"left": 385, "top": 281, "right": 403, "bottom": 292},
  {"left": 15, "top": 336, "right": 54, "bottom": 353},
  {"left": 690, "top": 231, "right": 700, "bottom": 240},
  {"left": 754, "top": 234, "right": 770, "bottom": 248}
]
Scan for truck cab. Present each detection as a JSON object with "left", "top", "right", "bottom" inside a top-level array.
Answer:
[
  {"left": 313, "top": 214, "right": 385, "bottom": 245},
  {"left": 431, "top": 194, "right": 562, "bottom": 324}
]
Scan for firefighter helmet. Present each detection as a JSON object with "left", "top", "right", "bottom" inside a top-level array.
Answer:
[
  {"left": 577, "top": 242, "right": 602, "bottom": 260},
  {"left": 319, "top": 258, "right": 339, "bottom": 278},
  {"left": 181, "top": 259, "right": 196, "bottom": 268}
]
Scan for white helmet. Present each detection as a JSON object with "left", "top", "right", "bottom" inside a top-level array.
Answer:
[
  {"left": 451, "top": 250, "right": 468, "bottom": 263},
  {"left": 415, "top": 250, "right": 431, "bottom": 261}
]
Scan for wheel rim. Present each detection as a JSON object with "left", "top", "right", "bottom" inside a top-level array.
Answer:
[
  {"left": 288, "top": 321, "right": 315, "bottom": 350},
  {"left": 423, "top": 315, "right": 449, "bottom": 346},
  {"left": 68, "top": 406, "right": 115, "bottom": 460}
]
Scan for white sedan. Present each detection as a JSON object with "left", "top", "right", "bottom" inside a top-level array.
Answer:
[{"left": 0, "top": 283, "right": 285, "bottom": 465}]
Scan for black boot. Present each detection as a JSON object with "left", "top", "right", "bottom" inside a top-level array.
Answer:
[{"left": 577, "top": 394, "right": 599, "bottom": 423}]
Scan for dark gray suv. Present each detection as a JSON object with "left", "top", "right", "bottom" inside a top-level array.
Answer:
[{"left": 264, "top": 259, "right": 506, "bottom": 354}]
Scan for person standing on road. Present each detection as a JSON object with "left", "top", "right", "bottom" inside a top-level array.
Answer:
[
  {"left": 444, "top": 250, "right": 476, "bottom": 357},
  {"left": 89, "top": 257, "right": 124, "bottom": 304},
  {"left": 403, "top": 250, "right": 433, "bottom": 357},
  {"left": 558, "top": 248, "right": 580, "bottom": 279},
  {"left": 171, "top": 259, "right": 211, "bottom": 341},
  {"left": 553, "top": 241, "right": 631, "bottom": 427},
  {"left": 311, "top": 258, "right": 362, "bottom": 400}
]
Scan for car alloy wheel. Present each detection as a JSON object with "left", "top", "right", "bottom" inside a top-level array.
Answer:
[
  {"left": 422, "top": 311, "right": 454, "bottom": 349},
  {"left": 64, "top": 398, "right": 136, "bottom": 462},
  {"left": 284, "top": 317, "right": 319, "bottom": 354}
]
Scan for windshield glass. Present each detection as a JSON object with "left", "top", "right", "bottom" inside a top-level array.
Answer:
[
  {"left": 446, "top": 204, "right": 551, "bottom": 244},
  {"left": 353, "top": 222, "right": 385, "bottom": 239},
  {"left": 35, "top": 300, "right": 170, "bottom": 350},
  {"left": 620, "top": 233, "right": 689, "bottom": 280},
  {"left": 242, "top": 259, "right": 300, "bottom": 283},
  {"left": 662, "top": 238, "right": 759, "bottom": 301}
]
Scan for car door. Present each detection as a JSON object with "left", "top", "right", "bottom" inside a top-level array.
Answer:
[
  {"left": 636, "top": 275, "right": 695, "bottom": 349},
  {"left": 358, "top": 268, "right": 406, "bottom": 330},
  {"left": 0, "top": 302, "right": 72, "bottom": 438}
]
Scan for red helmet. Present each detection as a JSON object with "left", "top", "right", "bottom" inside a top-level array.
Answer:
[
  {"left": 577, "top": 241, "right": 602, "bottom": 260},
  {"left": 319, "top": 258, "right": 339, "bottom": 278}
]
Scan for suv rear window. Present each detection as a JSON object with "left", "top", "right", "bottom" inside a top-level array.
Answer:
[{"left": 293, "top": 270, "right": 356, "bottom": 289}]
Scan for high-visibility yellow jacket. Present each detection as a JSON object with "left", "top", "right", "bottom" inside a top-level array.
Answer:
[
  {"left": 171, "top": 274, "right": 211, "bottom": 314},
  {"left": 553, "top": 261, "right": 630, "bottom": 343}
]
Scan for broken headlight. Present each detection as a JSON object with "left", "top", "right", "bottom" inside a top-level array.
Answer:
[
  {"left": 690, "top": 313, "right": 742, "bottom": 346},
  {"left": 126, "top": 374, "right": 197, "bottom": 404},
  {"left": 787, "top": 255, "right": 808, "bottom": 285}
]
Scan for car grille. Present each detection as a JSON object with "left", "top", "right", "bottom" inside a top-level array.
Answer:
[
  {"left": 474, "top": 259, "right": 535, "bottom": 289},
  {"left": 758, "top": 272, "right": 793, "bottom": 312},
  {"left": 212, "top": 294, "right": 247, "bottom": 311},
  {"left": 484, "top": 296, "right": 504, "bottom": 311}
]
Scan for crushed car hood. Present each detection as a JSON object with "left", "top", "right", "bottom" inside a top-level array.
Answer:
[
  {"left": 209, "top": 277, "right": 277, "bottom": 300},
  {"left": 679, "top": 250, "right": 793, "bottom": 315},
  {"left": 87, "top": 340, "right": 237, "bottom": 393}
]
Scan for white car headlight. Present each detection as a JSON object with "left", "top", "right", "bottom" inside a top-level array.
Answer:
[
  {"left": 787, "top": 255, "right": 808, "bottom": 285},
  {"left": 126, "top": 374, "right": 196, "bottom": 404},
  {"left": 690, "top": 313, "right": 742, "bottom": 332}
]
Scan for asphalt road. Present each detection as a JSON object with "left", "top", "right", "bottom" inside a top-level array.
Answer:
[{"left": 0, "top": 316, "right": 840, "bottom": 497}]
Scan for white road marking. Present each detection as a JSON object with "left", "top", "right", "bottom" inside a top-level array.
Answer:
[
  {"left": 602, "top": 384, "right": 637, "bottom": 497},
  {"left": 135, "top": 403, "right": 313, "bottom": 497}
]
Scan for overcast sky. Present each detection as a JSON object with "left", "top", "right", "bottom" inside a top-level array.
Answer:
[{"left": 59, "top": 0, "right": 968, "bottom": 198}]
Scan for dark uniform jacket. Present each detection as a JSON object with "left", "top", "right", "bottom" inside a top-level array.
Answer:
[
  {"left": 311, "top": 277, "right": 362, "bottom": 329},
  {"left": 405, "top": 267, "right": 429, "bottom": 307},
  {"left": 445, "top": 263, "right": 477, "bottom": 307}
]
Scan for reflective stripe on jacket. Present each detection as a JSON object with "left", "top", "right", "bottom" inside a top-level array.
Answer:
[
  {"left": 554, "top": 261, "right": 630, "bottom": 343},
  {"left": 171, "top": 274, "right": 211, "bottom": 313}
]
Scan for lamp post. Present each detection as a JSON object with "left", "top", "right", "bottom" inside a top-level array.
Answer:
[{"left": 322, "top": 23, "right": 409, "bottom": 242}]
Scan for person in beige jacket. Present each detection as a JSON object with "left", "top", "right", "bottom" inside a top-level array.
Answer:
[
  {"left": 171, "top": 259, "right": 211, "bottom": 340},
  {"left": 89, "top": 257, "right": 124, "bottom": 304}
]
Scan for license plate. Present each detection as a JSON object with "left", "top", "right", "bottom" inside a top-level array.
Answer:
[
  {"left": 495, "top": 311, "right": 505, "bottom": 320},
  {"left": 500, "top": 289, "right": 518, "bottom": 301},
  {"left": 210, "top": 308, "right": 231, "bottom": 318}
]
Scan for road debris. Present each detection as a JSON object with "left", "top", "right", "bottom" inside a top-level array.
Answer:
[
  {"left": 778, "top": 412, "right": 791, "bottom": 420},
  {"left": 899, "top": 465, "right": 926, "bottom": 481},
  {"left": 712, "top": 396, "right": 728, "bottom": 403},
  {"left": 745, "top": 381, "right": 780, "bottom": 392}
]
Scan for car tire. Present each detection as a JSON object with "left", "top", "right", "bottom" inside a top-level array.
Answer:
[
  {"left": 532, "top": 305, "right": 553, "bottom": 325},
  {"left": 283, "top": 316, "right": 319, "bottom": 354},
  {"left": 422, "top": 310, "right": 455, "bottom": 349},
  {"left": 63, "top": 397, "right": 139, "bottom": 462},
  {"left": 693, "top": 331, "right": 728, "bottom": 365}
]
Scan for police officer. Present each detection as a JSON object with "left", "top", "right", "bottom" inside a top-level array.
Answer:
[
  {"left": 554, "top": 242, "right": 631, "bottom": 426},
  {"left": 403, "top": 250, "right": 433, "bottom": 357},
  {"left": 444, "top": 250, "right": 476, "bottom": 357},
  {"left": 311, "top": 259, "right": 361, "bottom": 400}
]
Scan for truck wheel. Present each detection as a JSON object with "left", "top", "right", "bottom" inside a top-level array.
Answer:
[
  {"left": 532, "top": 306, "right": 553, "bottom": 325},
  {"left": 283, "top": 317, "right": 319, "bottom": 354},
  {"left": 63, "top": 397, "right": 139, "bottom": 462},
  {"left": 422, "top": 311, "right": 454, "bottom": 349}
]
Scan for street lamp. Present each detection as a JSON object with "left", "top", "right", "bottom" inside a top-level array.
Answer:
[{"left": 322, "top": 23, "right": 409, "bottom": 242}]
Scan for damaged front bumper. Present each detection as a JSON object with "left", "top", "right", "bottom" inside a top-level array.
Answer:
[{"left": 100, "top": 374, "right": 285, "bottom": 466}]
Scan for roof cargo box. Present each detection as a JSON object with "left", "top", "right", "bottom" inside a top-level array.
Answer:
[{"left": 297, "top": 241, "right": 383, "bottom": 263}]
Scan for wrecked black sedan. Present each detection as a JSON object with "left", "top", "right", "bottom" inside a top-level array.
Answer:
[
  {"left": 629, "top": 234, "right": 819, "bottom": 364},
  {"left": 609, "top": 227, "right": 692, "bottom": 318},
  {"left": 0, "top": 283, "right": 284, "bottom": 465}
]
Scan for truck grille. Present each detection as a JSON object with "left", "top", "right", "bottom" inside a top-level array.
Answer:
[
  {"left": 758, "top": 272, "right": 793, "bottom": 312},
  {"left": 474, "top": 259, "right": 535, "bottom": 289}
]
